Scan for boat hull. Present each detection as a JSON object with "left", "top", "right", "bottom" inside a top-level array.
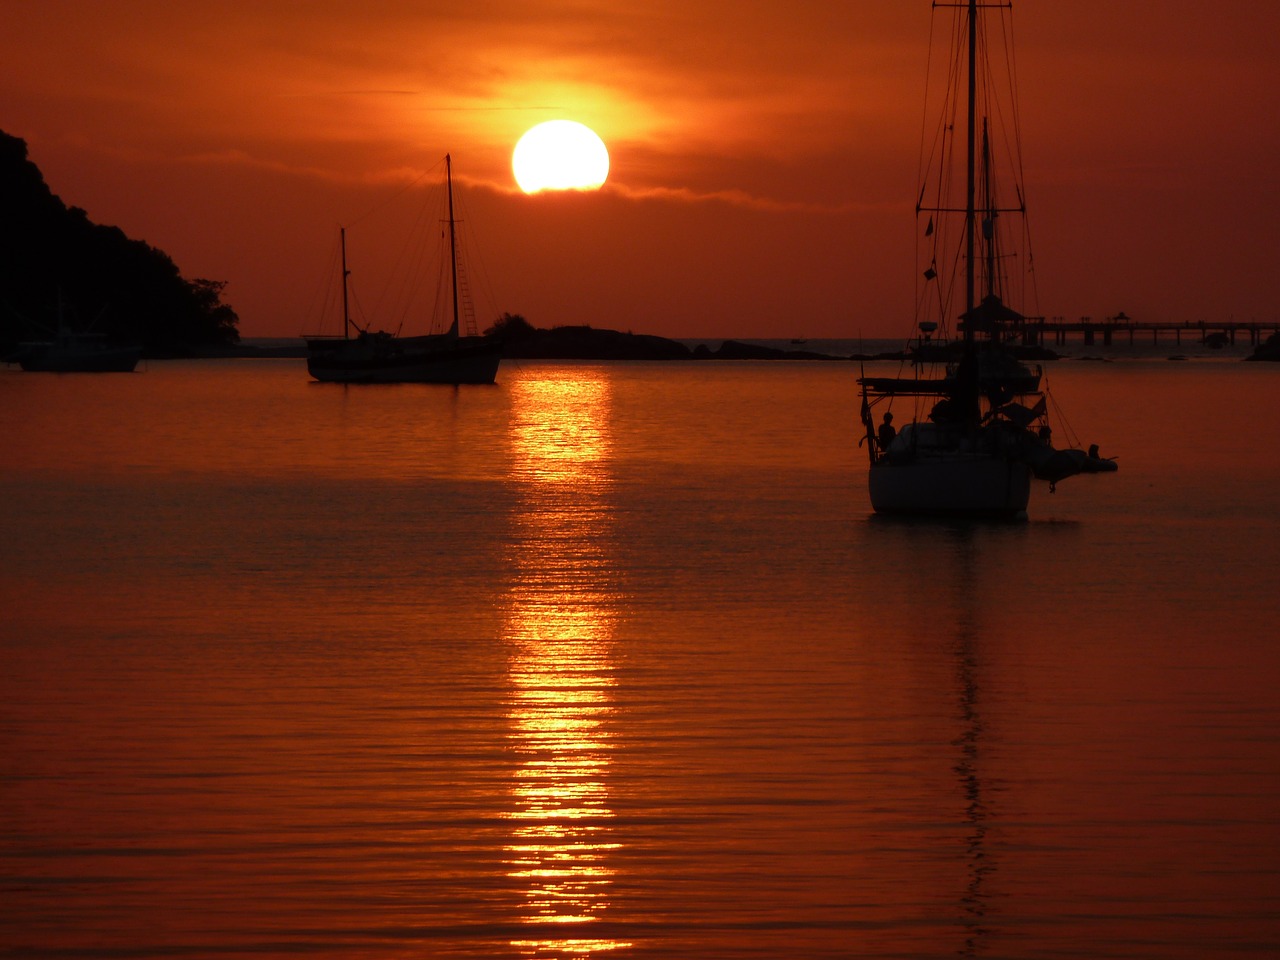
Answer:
[
  {"left": 16, "top": 344, "right": 141, "bottom": 372},
  {"left": 868, "top": 455, "right": 1032, "bottom": 520},
  {"left": 305, "top": 335, "right": 501, "bottom": 385}
]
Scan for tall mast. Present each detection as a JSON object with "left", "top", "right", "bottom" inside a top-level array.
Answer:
[
  {"left": 446, "top": 154, "right": 460, "bottom": 338},
  {"left": 982, "top": 118, "right": 995, "bottom": 302},
  {"left": 964, "top": 0, "right": 977, "bottom": 336},
  {"left": 340, "top": 226, "right": 351, "bottom": 340}
]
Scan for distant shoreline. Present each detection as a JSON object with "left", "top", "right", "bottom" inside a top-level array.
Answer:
[
  {"left": 150, "top": 328, "right": 1272, "bottom": 363},
  {"left": 154, "top": 340, "right": 925, "bottom": 363},
  {"left": 156, "top": 330, "right": 1052, "bottom": 364}
]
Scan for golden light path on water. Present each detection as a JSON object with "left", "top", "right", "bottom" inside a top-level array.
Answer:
[{"left": 503, "top": 373, "right": 630, "bottom": 957}]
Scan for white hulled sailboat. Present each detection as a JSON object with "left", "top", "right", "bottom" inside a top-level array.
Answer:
[{"left": 858, "top": 0, "right": 1115, "bottom": 518}]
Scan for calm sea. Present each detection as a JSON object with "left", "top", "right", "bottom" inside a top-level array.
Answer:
[{"left": 2, "top": 357, "right": 1278, "bottom": 959}]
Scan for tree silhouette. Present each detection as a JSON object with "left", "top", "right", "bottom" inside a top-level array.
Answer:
[
  {"left": 484, "top": 312, "right": 535, "bottom": 341},
  {"left": 0, "top": 129, "right": 240, "bottom": 354}
]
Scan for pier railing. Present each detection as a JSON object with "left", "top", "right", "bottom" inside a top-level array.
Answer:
[{"left": 1014, "top": 314, "right": 1279, "bottom": 347}]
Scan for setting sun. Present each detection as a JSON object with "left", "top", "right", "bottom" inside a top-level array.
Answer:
[{"left": 512, "top": 120, "right": 609, "bottom": 194}]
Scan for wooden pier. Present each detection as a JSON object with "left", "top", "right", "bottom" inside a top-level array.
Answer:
[{"left": 1016, "top": 313, "right": 1280, "bottom": 348}]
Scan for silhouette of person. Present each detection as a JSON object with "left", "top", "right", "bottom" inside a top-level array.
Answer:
[{"left": 878, "top": 412, "right": 897, "bottom": 453}]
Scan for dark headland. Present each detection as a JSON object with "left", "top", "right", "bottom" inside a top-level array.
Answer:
[{"left": 0, "top": 130, "right": 241, "bottom": 359}]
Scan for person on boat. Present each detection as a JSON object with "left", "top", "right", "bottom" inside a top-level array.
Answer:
[{"left": 878, "top": 412, "right": 897, "bottom": 454}]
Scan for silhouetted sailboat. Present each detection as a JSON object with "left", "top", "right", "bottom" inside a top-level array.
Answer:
[
  {"left": 304, "top": 154, "right": 501, "bottom": 384},
  {"left": 9, "top": 292, "right": 140, "bottom": 372},
  {"left": 857, "top": 0, "right": 1115, "bottom": 518}
]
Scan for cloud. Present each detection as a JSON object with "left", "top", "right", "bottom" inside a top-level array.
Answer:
[{"left": 603, "top": 181, "right": 885, "bottom": 216}]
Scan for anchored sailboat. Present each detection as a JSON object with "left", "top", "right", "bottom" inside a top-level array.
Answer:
[
  {"left": 858, "top": 0, "right": 1115, "bottom": 519},
  {"left": 9, "top": 292, "right": 140, "bottom": 373},
  {"left": 304, "top": 154, "right": 502, "bottom": 384}
]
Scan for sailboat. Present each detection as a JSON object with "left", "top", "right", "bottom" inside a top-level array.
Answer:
[
  {"left": 304, "top": 154, "right": 502, "bottom": 384},
  {"left": 857, "top": 0, "right": 1115, "bottom": 519},
  {"left": 14, "top": 331, "right": 141, "bottom": 372},
  {"left": 9, "top": 293, "right": 140, "bottom": 372}
]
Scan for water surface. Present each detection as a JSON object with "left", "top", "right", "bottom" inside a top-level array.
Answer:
[{"left": 2, "top": 358, "right": 1278, "bottom": 958}]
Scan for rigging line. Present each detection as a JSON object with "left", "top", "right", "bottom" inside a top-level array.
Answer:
[
  {"left": 918, "top": 7, "right": 941, "bottom": 216},
  {"left": 1042, "top": 373, "right": 1084, "bottom": 450},
  {"left": 1004, "top": 8, "right": 1041, "bottom": 316},
  {"left": 300, "top": 235, "right": 342, "bottom": 335},
  {"left": 424, "top": 172, "right": 457, "bottom": 333},
  {"left": 981, "top": 3, "right": 1036, "bottom": 317},
  {"left": 452, "top": 186, "right": 502, "bottom": 331},
  {"left": 917, "top": 3, "right": 957, "bottom": 340},
  {"left": 425, "top": 191, "right": 453, "bottom": 335},
  {"left": 918, "top": 6, "right": 959, "bottom": 333},
  {"left": 397, "top": 172, "right": 449, "bottom": 335},
  {"left": 915, "top": 9, "right": 933, "bottom": 329},
  {"left": 337, "top": 234, "right": 371, "bottom": 334},
  {"left": 346, "top": 281, "right": 369, "bottom": 333},
  {"left": 928, "top": 7, "right": 965, "bottom": 206},
  {"left": 973, "top": 3, "right": 1038, "bottom": 316},
  {"left": 345, "top": 155, "right": 444, "bottom": 229},
  {"left": 431, "top": 225, "right": 450, "bottom": 335},
  {"left": 1001, "top": 6, "right": 1025, "bottom": 178},
  {"left": 985, "top": 14, "right": 1023, "bottom": 214},
  {"left": 372, "top": 161, "right": 449, "bottom": 336}
]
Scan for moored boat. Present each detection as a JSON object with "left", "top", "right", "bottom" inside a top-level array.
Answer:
[
  {"left": 13, "top": 332, "right": 141, "bottom": 372},
  {"left": 303, "top": 154, "right": 501, "bottom": 385},
  {"left": 857, "top": 0, "right": 1115, "bottom": 519},
  {"left": 7, "top": 293, "right": 140, "bottom": 372}
]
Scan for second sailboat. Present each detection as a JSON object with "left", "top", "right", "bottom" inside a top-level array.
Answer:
[{"left": 304, "top": 154, "right": 502, "bottom": 384}]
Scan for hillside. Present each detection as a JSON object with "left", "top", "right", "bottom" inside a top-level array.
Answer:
[{"left": 0, "top": 130, "right": 239, "bottom": 355}]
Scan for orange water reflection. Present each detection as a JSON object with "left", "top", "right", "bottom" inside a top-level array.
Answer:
[{"left": 503, "top": 373, "right": 630, "bottom": 957}]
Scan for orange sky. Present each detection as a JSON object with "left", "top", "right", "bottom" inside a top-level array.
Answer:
[{"left": 3, "top": 1, "right": 1277, "bottom": 339}]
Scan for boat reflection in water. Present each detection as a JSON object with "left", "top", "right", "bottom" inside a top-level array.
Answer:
[
  {"left": 502, "top": 372, "right": 630, "bottom": 957},
  {"left": 947, "top": 531, "right": 993, "bottom": 958}
]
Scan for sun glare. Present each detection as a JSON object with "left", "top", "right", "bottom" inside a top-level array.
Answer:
[{"left": 512, "top": 121, "right": 609, "bottom": 194}]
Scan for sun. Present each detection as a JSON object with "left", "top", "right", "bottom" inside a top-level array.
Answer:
[{"left": 512, "top": 120, "right": 609, "bottom": 194}]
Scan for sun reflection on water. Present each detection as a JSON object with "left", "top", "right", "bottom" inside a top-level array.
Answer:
[{"left": 503, "top": 374, "right": 631, "bottom": 957}]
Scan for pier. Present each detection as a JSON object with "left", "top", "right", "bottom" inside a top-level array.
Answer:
[{"left": 1017, "top": 313, "right": 1280, "bottom": 347}]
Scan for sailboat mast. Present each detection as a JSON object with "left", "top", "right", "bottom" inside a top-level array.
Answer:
[
  {"left": 445, "top": 154, "right": 460, "bottom": 338},
  {"left": 982, "top": 118, "right": 996, "bottom": 302},
  {"left": 340, "top": 226, "right": 351, "bottom": 340},
  {"left": 964, "top": 0, "right": 978, "bottom": 335}
]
